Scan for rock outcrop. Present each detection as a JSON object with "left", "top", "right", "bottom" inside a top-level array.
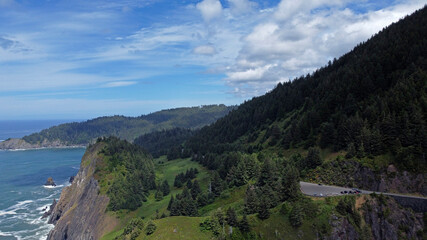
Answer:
[
  {"left": 310, "top": 160, "right": 427, "bottom": 196},
  {"left": 326, "top": 195, "right": 425, "bottom": 240},
  {"left": 362, "top": 195, "right": 425, "bottom": 240},
  {"left": 47, "top": 143, "right": 118, "bottom": 240},
  {"left": 42, "top": 199, "right": 57, "bottom": 219},
  {"left": 45, "top": 177, "right": 56, "bottom": 186}
]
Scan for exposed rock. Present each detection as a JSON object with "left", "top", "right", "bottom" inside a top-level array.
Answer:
[
  {"left": 326, "top": 195, "right": 425, "bottom": 240},
  {"left": 47, "top": 143, "right": 118, "bottom": 240},
  {"left": 362, "top": 195, "right": 425, "bottom": 240},
  {"left": 42, "top": 199, "right": 57, "bottom": 219},
  {"left": 310, "top": 160, "right": 427, "bottom": 196},
  {"left": 45, "top": 177, "right": 56, "bottom": 186},
  {"left": 69, "top": 176, "right": 75, "bottom": 184}
]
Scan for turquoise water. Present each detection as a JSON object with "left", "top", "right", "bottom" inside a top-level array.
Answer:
[{"left": 0, "top": 148, "right": 85, "bottom": 239}]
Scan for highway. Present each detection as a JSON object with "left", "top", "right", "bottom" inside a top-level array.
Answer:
[{"left": 300, "top": 181, "right": 427, "bottom": 200}]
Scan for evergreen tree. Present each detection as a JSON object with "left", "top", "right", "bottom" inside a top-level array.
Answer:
[
  {"left": 289, "top": 205, "right": 304, "bottom": 228},
  {"left": 257, "top": 200, "right": 270, "bottom": 220},
  {"left": 167, "top": 195, "right": 174, "bottom": 210},
  {"left": 257, "top": 158, "right": 275, "bottom": 186},
  {"left": 161, "top": 180, "right": 170, "bottom": 196},
  {"left": 304, "top": 147, "right": 322, "bottom": 169},
  {"left": 191, "top": 180, "right": 202, "bottom": 199},
  {"left": 155, "top": 190, "right": 163, "bottom": 201},
  {"left": 244, "top": 185, "right": 259, "bottom": 214},
  {"left": 238, "top": 214, "right": 250, "bottom": 232},
  {"left": 211, "top": 172, "right": 223, "bottom": 197},
  {"left": 281, "top": 164, "right": 300, "bottom": 201},
  {"left": 226, "top": 208, "right": 238, "bottom": 227},
  {"left": 186, "top": 179, "right": 193, "bottom": 189}
]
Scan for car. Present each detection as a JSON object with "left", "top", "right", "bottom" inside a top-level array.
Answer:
[
  {"left": 349, "top": 191, "right": 353, "bottom": 194},
  {"left": 318, "top": 183, "right": 323, "bottom": 186},
  {"left": 344, "top": 191, "right": 348, "bottom": 194},
  {"left": 340, "top": 191, "right": 344, "bottom": 194}
]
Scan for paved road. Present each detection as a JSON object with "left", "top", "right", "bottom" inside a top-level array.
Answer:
[{"left": 300, "top": 181, "right": 427, "bottom": 200}]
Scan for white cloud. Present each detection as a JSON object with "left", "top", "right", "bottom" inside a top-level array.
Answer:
[
  {"left": 193, "top": 45, "right": 216, "bottom": 55},
  {"left": 196, "top": 0, "right": 223, "bottom": 22},
  {"left": 228, "top": 0, "right": 256, "bottom": 14},
  {"left": 226, "top": 64, "right": 275, "bottom": 82},
  {"left": 222, "top": 0, "right": 426, "bottom": 97}
]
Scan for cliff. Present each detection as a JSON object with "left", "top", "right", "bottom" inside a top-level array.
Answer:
[
  {"left": 47, "top": 143, "right": 118, "bottom": 240},
  {"left": 309, "top": 160, "right": 427, "bottom": 196},
  {"left": 327, "top": 195, "right": 425, "bottom": 240}
]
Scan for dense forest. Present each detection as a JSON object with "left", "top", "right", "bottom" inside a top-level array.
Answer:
[
  {"left": 133, "top": 128, "right": 194, "bottom": 159},
  {"left": 22, "top": 104, "right": 233, "bottom": 145},
  {"left": 186, "top": 6, "right": 427, "bottom": 174},
  {"left": 94, "top": 137, "right": 156, "bottom": 211}
]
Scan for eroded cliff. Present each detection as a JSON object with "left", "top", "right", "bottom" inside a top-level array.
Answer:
[{"left": 47, "top": 143, "right": 118, "bottom": 240}]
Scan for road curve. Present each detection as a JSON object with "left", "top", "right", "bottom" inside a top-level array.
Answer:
[{"left": 300, "top": 181, "right": 427, "bottom": 200}]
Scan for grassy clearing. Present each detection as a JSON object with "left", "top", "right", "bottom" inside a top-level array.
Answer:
[
  {"left": 101, "top": 157, "right": 210, "bottom": 240},
  {"left": 139, "top": 216, "right": 214, "bottom": 240}
]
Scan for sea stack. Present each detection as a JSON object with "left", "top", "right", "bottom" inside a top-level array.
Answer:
[{"left": 44, "top": 177, "right": 56, "bottom": 186}]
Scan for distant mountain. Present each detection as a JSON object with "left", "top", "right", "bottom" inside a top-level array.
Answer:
[
  {"left": 0, "top": 105, "right": 234, "bottom": 149},
  {"left": 187, "top": 7, "right": 426, "bottom": 173}
]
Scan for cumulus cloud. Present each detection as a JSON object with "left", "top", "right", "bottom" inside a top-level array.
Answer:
[
  {"left": 196, "top": 0, "right": 223, "bottom": 22},
  {"left": 193, "top": 45, "right": 216, "bottom": 55},
  {"left": 222, "top": 0, "right": 426, "bottom": 97}
]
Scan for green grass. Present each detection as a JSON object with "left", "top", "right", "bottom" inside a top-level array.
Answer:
[
  {"left": 199, "top": 186, "right": 246, "bottom": 216},
  {"left": 101, "top": 157, "right": 210, "bottom": 240},
  {"left": 139, "top": 216, "right": 214, "bottom": 240}
]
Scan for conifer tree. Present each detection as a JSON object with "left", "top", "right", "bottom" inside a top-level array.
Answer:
[
  {"left": 239, "top": 214, "right": 250, "bottom": 232},
  {"left": 226, "top": 207, "right": 238, "bottom": 227}
]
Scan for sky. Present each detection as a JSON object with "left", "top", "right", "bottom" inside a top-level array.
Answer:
[{"left": 0, "top": 0, "right": 425, "bottom": 120}]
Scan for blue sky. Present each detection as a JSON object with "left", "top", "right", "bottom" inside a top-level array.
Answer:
[{"left": 0, "top": 0, "right": 425, "bottom": 120}]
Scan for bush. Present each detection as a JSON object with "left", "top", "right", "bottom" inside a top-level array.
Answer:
[{"left": 145, "top": 220, "right": 157, "bottom": 235}]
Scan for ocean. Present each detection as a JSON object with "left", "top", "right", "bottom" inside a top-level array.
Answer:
[{"left": 0, "top": 121, "right": 85, "bottom": 240}]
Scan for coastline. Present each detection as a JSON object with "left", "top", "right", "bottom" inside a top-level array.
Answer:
[
  {"left": 0, "top": 138, "right": 87, "bottom": 151},
  {"left": 0, "top": 145, "right": 87, "bottom": 152}
]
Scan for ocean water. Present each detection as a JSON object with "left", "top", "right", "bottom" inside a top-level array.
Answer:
[
  {"left": 0, "top": 120, "right": 81, "bottom": 141},
  {"left": 0, "top": 148, "right": 85, "bottom": 239}
]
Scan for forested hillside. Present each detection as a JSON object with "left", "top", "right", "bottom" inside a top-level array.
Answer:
[
  {"left": 133, "top": 128, "right": 194, "bottom": 159},
  {"left": 21, "top": 104, "right": 233, "bottom": 145},
  {"left": 187, "top": 6, "right": 427, "bottom": 174}
]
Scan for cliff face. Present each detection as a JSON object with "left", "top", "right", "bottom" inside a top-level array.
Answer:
[
  {"left": 326, "top": 195, "right": 425, "bottom": 240},
  {"left": 362, "top": 195, "right": 425, "bottom": 240},
  {"left": 47, "top": 143, "right": 118, "bottom": 240},
  {"left": 310, "top": 160, "right": 427, "bottom": 196}
]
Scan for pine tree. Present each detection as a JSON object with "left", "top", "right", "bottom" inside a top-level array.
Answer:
[
  {"left": 186, "top": 179, "right": 193, "bottom": 189},
  {"left": 226, "top": 207, "right": 238, "bottom": 227},
  {"left": 161, "top": 180, "right": 170, "bottom": 196},
  {"left": 244, "top": 185, "right": 259, "bottom": 214},
  {"left": 191, "top": 180, "right": 202, "bottom": 199},
  {"left": 155, "top": 190, "right": 163, "bottom": 201},
  {"left": 238, "top": 214, "right": 250, "bottom": 232},
  {"left": 167, "top": 195, "right": 174, "bottom": 211},
  {"left": 211, "top": 172, "right": 223, "bottom": 197},
  {"left": 257, "top": 197, "right": 270, "bottom": 220},
  {"left": 281, "top": 164, "right": 300, "bottom": 201}
]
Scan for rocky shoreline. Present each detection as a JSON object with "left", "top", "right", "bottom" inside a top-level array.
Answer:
[{"left": 0, "top": 138, "right": 86, "bottom": 151}]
